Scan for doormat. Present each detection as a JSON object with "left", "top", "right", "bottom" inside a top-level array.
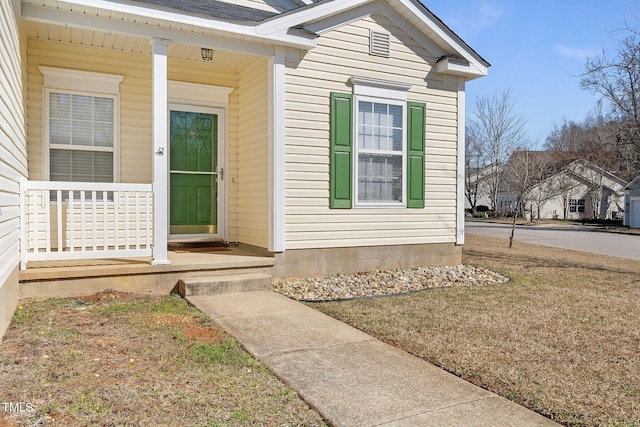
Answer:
[{"left": 172, "top": 246, "right": 231, "bottom": 253}]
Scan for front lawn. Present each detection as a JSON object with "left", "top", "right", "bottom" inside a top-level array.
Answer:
[
  {"left": 0, "top": 292, "right": 326, "bottom": 426},
  {"left": 311, "top": 234, "right": 640, "bottom": 426}
]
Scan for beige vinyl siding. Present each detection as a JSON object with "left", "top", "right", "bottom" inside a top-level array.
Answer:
[
  {"left": 27, "top": 40, "right": 152, "bottom": 183},
  {"left": 27, "top": 40, "right": 243, "bottom": 242},
  {"left": 237, "top": 57, "right": 269, "bottom": 248},
  {"left": 0, "top": 0, "right": 26, "bottom": 336},
  {"left": 28, "top": 40, "right": 240, "bottom": 181},
  {"left": 284, "top": 15, "right": 460, "bottom": 250}
]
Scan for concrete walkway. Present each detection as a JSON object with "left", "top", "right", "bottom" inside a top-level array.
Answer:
[{"left": 188, "top": 291, "right": 560, "bottom": 427}]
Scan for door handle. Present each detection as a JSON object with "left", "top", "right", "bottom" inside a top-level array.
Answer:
[{"left": 218, "top": 168, "right": 223, "bottom": 181}]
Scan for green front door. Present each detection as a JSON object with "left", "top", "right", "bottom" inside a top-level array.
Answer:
[{"left": 169, "top": 109, "right": 219, "bottom": 236}]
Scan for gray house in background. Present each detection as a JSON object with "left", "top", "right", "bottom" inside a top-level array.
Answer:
[{"left": 531, "top": 160, "right": 627, "bottom": 221}]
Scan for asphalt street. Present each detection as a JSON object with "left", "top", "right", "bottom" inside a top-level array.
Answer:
[{"left": 465, "top": 221, "right": 640, "bottom": 261}]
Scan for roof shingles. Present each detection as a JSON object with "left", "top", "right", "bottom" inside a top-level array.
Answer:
[{"left": 130, "top": 0, "right": 279, "bottom": 22}]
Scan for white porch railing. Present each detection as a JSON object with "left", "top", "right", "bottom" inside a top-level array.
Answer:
[{"left": 19, "top": 179, "right": 154, "bottom": 269}]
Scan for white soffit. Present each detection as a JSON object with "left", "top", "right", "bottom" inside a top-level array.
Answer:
[{"left": 21, "top": 0, "right": 317, "bottom": 51}]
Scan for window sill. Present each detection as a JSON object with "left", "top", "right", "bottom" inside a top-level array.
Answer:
[{"left": 354, "top": 202, "right": 407, "bottom": 209}]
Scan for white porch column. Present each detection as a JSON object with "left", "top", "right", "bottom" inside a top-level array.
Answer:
[
  {"left": 456, "top": 77, "right": 466, "bottom": 246},
  {"left": 268, "top": 46, "right": 286, "bottom": 252},
  {"left": 151, "top": 38, "right": 171, "bottom": 265}
]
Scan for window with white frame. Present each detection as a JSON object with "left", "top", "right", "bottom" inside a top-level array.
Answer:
[
  {"left": 329, "top": 77, "right": 425, "bottom": 209},
  {"left": 355, "top": 99, "right": 404, "bottom": 204},
  {"left": 48, "top": 92, "right": 115, "bottom": 182},
  {"left": 569, "top": 198, "right": 585, "bottom": 213},
  {"left": 40, "top": 66, "right": 123, "bottom": 184}
]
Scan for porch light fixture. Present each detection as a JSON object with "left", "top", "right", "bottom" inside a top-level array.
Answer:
[{"left": 201, "top": 48, "right": 213, "bottom": 62}]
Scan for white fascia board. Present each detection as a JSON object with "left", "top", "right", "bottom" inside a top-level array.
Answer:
[
  {"left": 22, "top": 4, "right": 268, "bottom": 55},
  {"left": 395, "top": 0, "right": 488, "bottom": 77},
  {"left": 256, "top": 0, "right": 371, "bottom": 35},
  {"left": 24, "top": 0, "right": 316, "bottom": 50},
  {"left": 289, "top": 0, "right": 448, "bottom": 60}
]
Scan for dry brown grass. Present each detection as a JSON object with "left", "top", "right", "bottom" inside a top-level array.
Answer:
[
  {"left": 311, "top": 234, "right": 640, "bottom": 427},
  {"left": 0, "top": 292, "right": 326, "bottom": 427}
]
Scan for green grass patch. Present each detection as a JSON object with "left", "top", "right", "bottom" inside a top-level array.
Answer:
[{"left": 187, "top": 340, "right": 254, "bottom": 367}]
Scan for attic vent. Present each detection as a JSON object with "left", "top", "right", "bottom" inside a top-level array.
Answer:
[{"left": 370, "top": 30, "right": 390, "bottom": 57}]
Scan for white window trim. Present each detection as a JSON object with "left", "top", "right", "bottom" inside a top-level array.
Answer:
[
  {"left": 350, "top": 77, "right": 411, "bottom": 208},
  {"left": 353, "top": 95, "right": 407, "bottom": 208},
  {"left": 350, "top": 76, "right": 411, "bottom": 101},
  {"left": 40, "top": 66, "right": 123, "bottom": 182},
  {"left": 570, "top": 198, "right": 586, "bottom": 213}
]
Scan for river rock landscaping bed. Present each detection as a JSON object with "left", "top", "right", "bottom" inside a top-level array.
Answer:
[{"left": 273, "top": 265, "right": 510, "bottom": 301}]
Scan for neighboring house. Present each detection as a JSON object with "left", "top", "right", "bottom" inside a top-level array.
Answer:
[
  {"left": 464, "top": 164, "right": 494, "bottom": 212},
  {"left": 530, "top": 160, "right": 627, "bottom": 221},
  {"left": 465, "top": 151, "right": 570, "bottom": 215},
  {"left": 623, "top": 176, "right": 640, "bottom": 228},
  {"left": 467, "top": 154, "right": 627, "bottom": 220},
  {"left": 0, "top": 0, "right": 489, "bottom": 336}
]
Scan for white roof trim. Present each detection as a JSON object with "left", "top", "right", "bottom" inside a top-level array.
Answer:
[
  {"left": 303, "top": 1, "right": 446, "bottom": 60},
  {"left": 257, "top": 0, "right": 371, "bottom": 35},
  {"left": 398, "top": 0, "right": 488, "bottom": 73},
  {"left": 25, "top": 0, "right": 317, "bottom": 50},
  {"left": 26, "top": 0, "right": 488, "bottom": 80},
  {"left": 258, "top": 0, "right": 487, "bottom": 79}
]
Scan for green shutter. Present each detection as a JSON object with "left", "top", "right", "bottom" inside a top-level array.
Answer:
[
  {"left": 406, "top": 101, "right": 426, "bottom": 208},
  {"left": 330, "top": 92, "right": 353, "bottom": 208}
]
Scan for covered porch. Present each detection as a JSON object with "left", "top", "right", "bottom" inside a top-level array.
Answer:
[{"left": 20, "top": 0, "right": 293, "bottom": 270}]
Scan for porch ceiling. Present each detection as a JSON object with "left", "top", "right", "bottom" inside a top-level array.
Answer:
[
  {"left": 24, "top": 20, "right": 254, "bottom": 68},
  {"left": 21, "top": 0, "right": 316, "bottom": 54}
]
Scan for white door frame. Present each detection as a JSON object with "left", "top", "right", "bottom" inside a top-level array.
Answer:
[
  {"left": 166, "top": 81, "right": 233, "bottom": 243},
  {"left": 167, "top": 103, "right": 226, "bottom": 242}
]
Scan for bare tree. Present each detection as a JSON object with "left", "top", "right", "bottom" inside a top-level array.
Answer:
[
  {"left": 580, "top": 21, "right": 640, "bottom": 172},
  {"left": 464, "top": 122, "right": 487, "bottom": 214},
  {"left": 544, "top": 119, "right": 586, "bottom": 153},
  {"left": 551, "top": 172, "right": 578, "bottom": 219},
  {"left": 502, "top": 150, "right": 548, "bottom": 247},
  {"left": 469, "top": 89, "right": 528, "bottom": 213}
]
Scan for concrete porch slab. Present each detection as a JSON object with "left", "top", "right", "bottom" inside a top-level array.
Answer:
[{"left": 19, "top": 247, "right": 274, "bottom": 299}]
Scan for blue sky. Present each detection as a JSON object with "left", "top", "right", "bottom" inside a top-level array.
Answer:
[{"left": 424, "top": 1, "right": 639, "bottom": 147}]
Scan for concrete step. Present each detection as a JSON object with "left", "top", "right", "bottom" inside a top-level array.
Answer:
[{"left": 175, "top": 272, "right": 272, "bottom": 297}]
